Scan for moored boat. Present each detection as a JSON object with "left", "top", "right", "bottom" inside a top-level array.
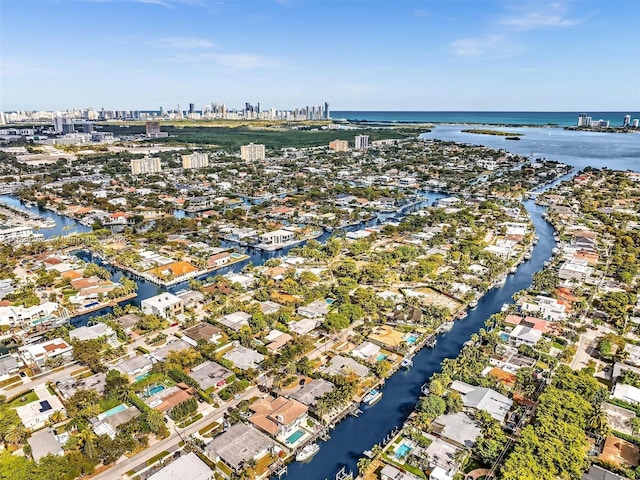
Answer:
[
  {"left": 296, "top": 443, "right": 320, "bottom": 462},
  {"left": 362, "top": 389, "right": 383, "bottom": 406},
  {"left": 501, "top": 303, "right": 509, "bottom": 312}
]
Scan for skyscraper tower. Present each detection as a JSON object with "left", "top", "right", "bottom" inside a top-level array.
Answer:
[
  {"left": 189, "top": 103, "right": 195, "bottom": 114},
  {"left": 623, "top": 114, "right": 631, "bottom": 128},
  {"left": 324, "top": 102, "right": 330, "bottom": 119}
]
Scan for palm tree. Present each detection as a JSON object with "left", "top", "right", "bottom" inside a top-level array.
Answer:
[
  {"left": 588, "top": 407, "right": 610, "bottom": 437},
  {"left": 145, "top": 409, "right": 166, "bottom": 435},
  {"left": 4, "top": 424, "right": 28, "bottom": 445},
  {"left": 77, "top": 427, "right": 98, "bottom": 459},
  {"left": 357, "top": 457, "right": 372, "bottom": 475},
  {"left": 49, "top": 410, "right": 66, "bottom": 424}
]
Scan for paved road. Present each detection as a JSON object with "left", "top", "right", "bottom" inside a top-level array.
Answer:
[
  {"left": 92, "top": 386, "right": 261, "bottom": 480},
  {"left": 0, "top": 362, "right": 81, "bottom": 398}
]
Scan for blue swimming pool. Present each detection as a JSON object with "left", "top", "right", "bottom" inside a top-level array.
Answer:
[
  {"left": 99, "top": 404, "right": 127, "bottom": 420},
  {"left": 376, "top": 353, "right": 388, "bottom": 362},
  {"left": 405, "top": 334, "right": 418, "bottom": 345},
  {"left": 286, "top": 429, "right": 305, "bottom": 445},
  {"left": 135, "top": 372, "right": 150, "bottom": 382},
  {"left": 396, "top": 443, "right": 412, "bottom": 458},
  {"left": 325, "top": 298, "right": 335, "bottom": 305},
  {"left": 147, "top": 385, "right": 165, "bottom": 396},
  {"left": 500, "top": 333, "right": 509, "bottom": 341}
]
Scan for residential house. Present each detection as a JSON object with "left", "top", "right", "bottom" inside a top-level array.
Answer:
[
  {"left": 208, "top": 252, "right": 231, "bottom": 268},
  {"left": 248, "top": 396, "right": 308, "bottom": 440},
  {"left": 0, "top": 355, "right": 19, "bottom": 380},
  {"left": 521, "top": 295, "right": 567, "bottom": 322},
  {"left": 91, "top": 405, "right": 141, "bottom": 439},
  {"left": 507, "top": 325, "right": 543, "bottom": 347},
  {"left": 27, "top": 429, "right": 64, "bottom": 462},
  {"left": 368, "top": 325, "right": 406, "bottom": 351},
  {"left": 297, "top": 299, "right": 329, "bottom": 318},
  {"left": 259, "top": 229, "right": 295, "bottom": 246},
  {"left": 351, "top": 341, "right": 381, "bottom": 362},
  {"left": 380, "top": 464, "right": 422, "bottom": 480},
  {"left": 558, "top": 260, "right": 594, "bottom": 283},
  {"left": 259, "top": 301, "right": 282, "bottom": 315},
  {"left": 217, "top": 311, "right": 251, "bottom": 332},
  {"left": 18, "top": 338, "right": 72, "bottom": 367},
  {"left": 205, "top": 423, "right": 274, "bottom": 477},
  {"left": 15, "top": 389, "right": 65, "bottom": 429},
  {"left": 223, "top": 345, "right": 265, "bottom": 370},
  {"left": 289, "top": 379, "right": 335, "bottom": 408},
  {"left": 430, "top": 412, "right": 482, "bottom": 448},
  {"left": 182, "top": 323, "right": 223, "bottom": 347},
  {"left": 612, "top": 383, "right": 640, "bottom": 405},
  {"left": 323, "top": 355, "right": 369, "bottom": 378},
  {"left": 449, "top": 380, "right": 513, "bottom": 422},
  {"left": 289, "top": 318, "right": 318, "bottom": 335},
  {"left": 150, "top": 339, "right": 192, "bottom": 362},
  {"left": 69, "top": 322, "right": 117, "bottom": 344},
  {"left": 188, "top": 360, "right": 234, "bottom": 391},
  {"left": 56, "top": 372, "right": 106, "bottom": 400},
  {"left": 148, "top": 452, "right": 213, "bottom": 480},
  {"left": 114, "top": 355, "right": 153, "bottom": 378},
  {"left": 265, "top": 330, "right": 293, "bottom": 353},
  {"left": 141, "top": 293, "right": 184, "bottom": 320}
]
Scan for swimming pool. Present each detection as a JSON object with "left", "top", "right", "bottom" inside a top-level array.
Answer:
[
  {"left": 135, "top": 372, "right": 150, "bottom": 382},
  {"left": 147, "top": 385, "right": 165, "bottom": 396},
  {"left": 405, "top": 334, "right": 418, "bottom": 345},
  {"left": 500, "top": 333, "right": 510, "bottom": 342},
  {"left": 375, "top": 353, "right": 387, "bottom": 362},
  {"left": 395, "top": 443, "right": 412, "bottom": 459},
  {"left": 98, "top": 404, "right": 127, "bottom": 420},
  {"left": 325, "top": 298, "right": 335, "bottom": 305},
  {"left": 286, "top": 429, "right": 305, "bottom": 445}
]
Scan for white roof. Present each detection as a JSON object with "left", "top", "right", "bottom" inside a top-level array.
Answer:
[
  {"left": 147, "top": 452, "right": 212, "bottom": 480},
  {"left": 612, "top": 383, "right": 640, "bottom": 404},
  {"left": 351, "top": 341, "right": 380, "bottom": 359}
]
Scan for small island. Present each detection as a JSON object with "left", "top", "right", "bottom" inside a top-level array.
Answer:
[{"left": 461, "top": 128, "right": 523, "bottom": 138}]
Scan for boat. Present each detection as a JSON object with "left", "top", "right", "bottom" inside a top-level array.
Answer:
[
  {"left": 524, "top": 252, "right": 532, "bottom": 260},
  {"left": 457, "top": 311, "right": 468, "bottom": 320},
  {"left": 469, "top": 299, "right": 478, "bottom": 309},
  {"left": 362, "top": 389, "right": 383, "bottom": 406},
  {"left": 495, "top": 276, "right": 507, "bottom": 287},
  {"left": 296, "top": 443, "right": 320, "bottom": 462},
  {"left": 552, "top": 247, "right": 559, "bottom": 254},
  {"left": 400, "top": 357, "right": 413, "bottom": 368},
  {"left": 501, "top": 303, "right": 509, "bottom": 312},
  {"left": 509, "top": 266, "right": 518, "bottom": 274},
  {"left": 438, "top": 321, "right": 454, "bottom": 333}
]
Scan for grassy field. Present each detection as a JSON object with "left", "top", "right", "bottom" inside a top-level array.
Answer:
[{"left": 97, "top": 123, "right": 429, "bottom": 149}]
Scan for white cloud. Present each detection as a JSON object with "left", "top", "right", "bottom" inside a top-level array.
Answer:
[
  {"left": 151, "top": 36, "right": 217, "bottom": 49},
  {"left": 450, "top": 35, "right": 521, "bottom": 58},
  {"left": 500, "top": 2, "right": 587, "bottom": 30},
  {"left": 165, "top": 52, "right": 276, "bottom": 69}
]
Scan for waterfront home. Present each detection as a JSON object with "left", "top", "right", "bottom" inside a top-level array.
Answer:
[
  {"left": 223, "top": 345, "right": 265, "bottom": 370},
  {"left": 520, "top": 295, "right": 567, "bottom": 322},
  {"left": 69, "top": 322, "right": 117, "bottom": 345},
  {"left": 430, "top": 412, "right": 482, "bottom": 448},
  {"left": 114, "top": 355, "right": 153, "bottom": 378},
  {"left": 91, "top": 405, "right": 141, "bottom": 439},
  {"left": 18, "top": 337, "right": 72, "bottom": 367},
  {"left": 182, "top": 323, "right": 223, "bottom": 346},
  {"left": 391, "top": 307, "right": 423, "bottom": 325},
  {"left": 188, "top": 360, "right": 234, "bottom": 391},
  {"left": 217, "top": 311, "right": 251, "bottom": 332},
  {"left": 205, "top": 423, "right": 274, "bottom": 478},
  {"left": 208, "top": 251, "right": 232, "bottom": 268},
  {"left": 248, "top": 395, "right": 308, "bottom": 440},
  {"left": 297, "top": 299, "right": 329, "bottom": 318},
  {"left": 113, "top": 313, "right": 140, "bottom": 334},
  {"left": 351, "top": 341, "right": 381, "bottom": 362},
  {"left": 323, "top": 355, "right": 369, "bottom": 378},
  {"left": 27, "top": 429, "right": 64, "bottom": 462},
  {"left": 56, "top": 372, "right": 106, "bottom": 400},
  {"left": 289, "top": 378, "right": 335, "bottom": 408},
  {"left": 489, "top": 351, "right": 536, "bottom": 374},
  {"left": 449, "top": 380, "right": 513, "bottom": 422},
  {"left": 0, "top": 301, "right": 61, "bottom": 329},
  {"left": 368, "top": 325, "right": 406, "bottom": 351},
  {"left": 148, "top": 452, "right": 213, "bottom": 480},
  {"left": 141, "top": 293, "right": 184, "bottom": 320},
  {"left": 506, "top": 325, "right": 543, "bottom": 347},
  {"left": 259, "top": 229, "right": 295, "bottom": 247},
  {"left": 176, "top": 290, "right": 206, "bottom": 308},
  {"left": 558, "top": 260, "right": 594, "bottom": 283}
]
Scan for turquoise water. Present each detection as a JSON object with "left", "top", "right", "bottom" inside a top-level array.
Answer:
[
  {"left": 101, "top": 404, "right": 126, "bottom": 419},
  {"left": 375, "top": 353, "right": 387, "bottom": 362},
  {"left": 395, "top": 443, "right": 411, "bottom": 458},
  {"left": 500, "top": 333, "right": 510, "bottom": 341},
  {"left": 286, "top": 429, "right": 305, "bottom": 445},
  {"left": 332, "top": 111, "right": 639, "bottom": 127},
  {"left": 325, "top": 298, "right": 335, "bottom": 305},
  {"left": 135, "top": 373, "right": 150, "bottom": 382},
  {"left": 405, "top": 334, "right": 418, "bottom": 345},
  {"left": 147, "top": 385, "right": 165, "bottom": 396}
]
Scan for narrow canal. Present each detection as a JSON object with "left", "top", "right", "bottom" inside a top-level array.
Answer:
[{"left": 280, "top": 199, "right": 555, "bottom": 480}]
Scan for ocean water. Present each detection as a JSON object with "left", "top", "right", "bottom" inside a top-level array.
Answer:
[{"left": 332, "top": 111, "right": 639, "bottom": 127}]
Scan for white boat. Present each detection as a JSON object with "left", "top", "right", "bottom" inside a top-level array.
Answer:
[
  {"left": 501, "top": 303, "right": 509, "bottom": 312},
  {"left": 400, "top": 357, "right": 413, "bottom": 369},
  {"left": 362, "top": 389, "right": 383, "bottom": 406},
  {"left": 524, "top": 252, "right": 532, "bottom": 260},
  {"left": 552, "top": 247, "right": 559, "bottom": 254},
  {"left": 495, "top": 276, "right": 507, "bottom": 287},
  {"left": 296, "top": 443, "right": 320, "bottom": 462},
  {"left": 438, "top": 321, "right": 454, "bottom": 333},
  {"left": 469, "top": 299, "right": 478, "bottom": 308},
  {"left": 510, "top": 266, "right": 518, "bottom": 274}
]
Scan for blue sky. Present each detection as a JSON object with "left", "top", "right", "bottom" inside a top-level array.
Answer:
[{"left": 1, "top": 0, "right": 638, "bottom": 111}]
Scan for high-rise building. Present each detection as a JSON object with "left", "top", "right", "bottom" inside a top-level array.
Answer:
[
  {"left": 82, "top": 122, "right": 94, "bottom": 134},
  {"left": 577, "top": 113, "right": 589, "bottom": 127},
  {"left": 189, "top": 103, "right": 196, "bottom": 114},
  {"left": 240, "top": 143, "right": 266, "bottom": 161},
  {"left": 329, "top": 139, "right": 349, "bottom": 152},
  {"left": 633, "top": 119, "right": 639, "bottom": 128},
  {"left": 623, "top": 114, "right": 631, "bottom": 128},
  {"left": 324, "top": 102, "right": 330, "bottom": 120},
  {"left": 146, "top": 121, "right": 161, "bottom": 138},
  {"left": 182, "top": 152, "right": 209, "bottom": 169},
  {"left": 130, "top": 157, "right": 162, "bottom": 175},
  {"left": 354, "top": 135, "right": 370, "bottom": 150}
]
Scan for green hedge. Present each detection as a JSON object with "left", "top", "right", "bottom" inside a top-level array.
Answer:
[
  {"left": 136, "top": 346, "right": 150, "bottom": 354},
  {"left": 168, "top": 398, "right": 198, "bottom": 420}
]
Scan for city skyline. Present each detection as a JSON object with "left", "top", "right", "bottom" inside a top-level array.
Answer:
[{"left": 1, "top": 0, "right": 639, "bottom": 111}]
